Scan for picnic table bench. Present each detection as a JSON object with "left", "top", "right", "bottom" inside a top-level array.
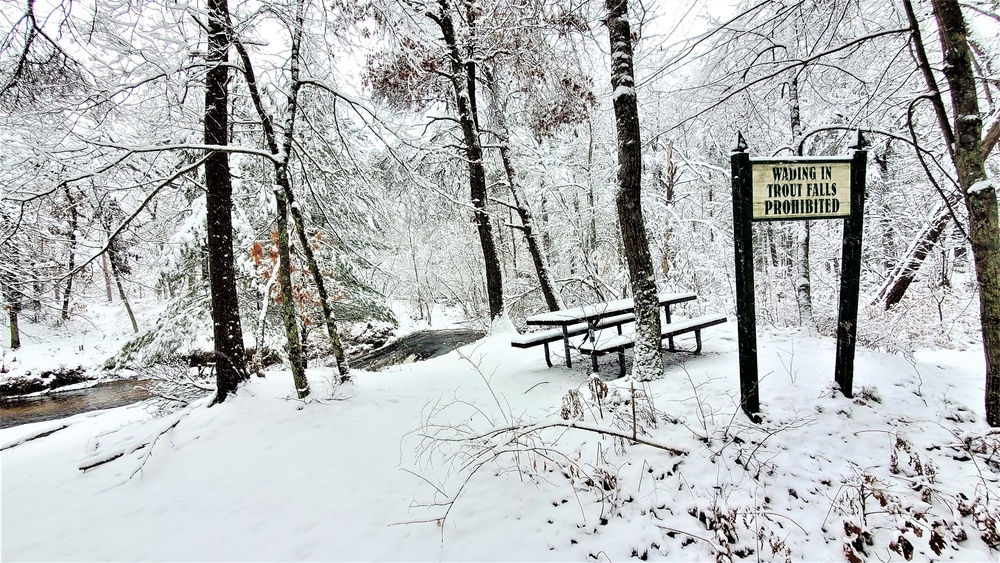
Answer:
[
  {"left": 577, "top": 312, "right": 727, "bottom": 378},
  {"left": 510, "top": 292, "right": 726, "bottom": 371},
  {"left": 510, "top": 312, "right": 635, "bottom": 367}
]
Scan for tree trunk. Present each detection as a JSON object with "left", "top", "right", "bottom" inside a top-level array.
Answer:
[
  {"left": 586, "top": 119, "right": 598, "bottom": 258},
  {"left": 878, "top": 0, "right": 964, "bottom": 310},
  {"left": 930, "top": 0, "right": 1000, "bottom": 426},
  {"left": 483, "top": 68, "right": 564, "bottom": 312},
  {"left": 7, "top": 306, "right": 20, "bottom": 349},
  {"left": 230, "top": 7, "right": 350, "bottom": 381},
  {"left": 2, "top": 243, "right": 20, "bottom": 349},
  {"left": 606, "top": 0, "right": 661, "bottom": 381},
  {"left": 872, "top": 202, "right": 952, "bottom": 308},
  {"left": 794, "top": 221, "right": 815, "bottom": 327},
  {"left": 32, "top": 267, "right": 41, "bottom": 322},
  {"left": 278, "top": 0, "right": 349, "bottom": 380},
  {"left": 204, "top": 0, "right": 248, "bottom": 403},
  {"left": 275, "top": 189, "right": 309, "bottom": 399},
  {"left": 789, "top": 72, "right": 815, "bottom": 329},
  {"left": 904, "top": 0, "right": 956, "bottom": 162},
  {"left": 660, "top": 141, "right": 676, "bottom": 278},
  {"left": 102, "top": 252, "right": 113, "bottom": 302},
  {"left": 61, "top": 184, "right": 77, "bottom": 321},
  {"left": 285, "top": 193, "right": 350, "bottom": 379},
  {"left": 433, "top": 0, "right": 504, "bottom": 321},
  {"left": 108, "top": 258, "right": 138, "bottom": 334}
]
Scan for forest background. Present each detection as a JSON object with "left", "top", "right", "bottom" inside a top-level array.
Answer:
[
  {"left": 1, "top": 0, "right": 999, "bottom": 416},
  {"left": 4, "top": 0, "right": 1000, "bottom": 560}
]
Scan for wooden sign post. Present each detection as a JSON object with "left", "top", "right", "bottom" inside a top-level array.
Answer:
[
  {"left": 731, "top": 132, "right": 868, "bottom": 420},
  {"left": 730, "top": 134, "right": 760, "bottom": 419}
]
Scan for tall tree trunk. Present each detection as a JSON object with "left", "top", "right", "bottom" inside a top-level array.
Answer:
[
  {"left": 284, "top": 186, "right": 350, "bottom": 379},
  {"left": 109, "top": 257, "right": 138, "bottom": 333},
  {"left": 878, "top": 0, "right": 966, "bottom": 310},
  {"left": 32, "top": 265, "right": 41, "bottom": 322},
  {"left": 433, "top": 0, "right": 504, "bottom": 321},
  {"left": 794, "top": 221, "right": 815, "bottom": 327},
  {"left": 660, "top": 140, "right": 675, "bottom": 278},
  {"left": 606, "top": 0, "right": 661, "bottom": 381},
  {"left": 61, "top": 184, "right": 77, "bottom": 321},
  {"left": 483, "top": 68, "right": 564, "bottom": 312},
  {"left": 789, "top": 72, "right": 815, "bottom": 329},
  {"left": 930, "top": 0, "right": 1000, "bottom": 426},
  {"left": 230, "top": 8, "right": 350, "bottom": 380},
  {"left": 102, "top": 252, "right": 113, "bottom": 302},
  {"left": 3, "top": 238, "right": 21, "bottom": 349},
  {"left": 586, "top": 119, "right": 598, "bottom": 258},
  {"left": 7, "top": 304, "right": 20, "bottom": 349},
  {"left": 904, "top": 0, "right": 957, "bottom": 162},
  {"left": 275, "top": 189, "right": 309, "bottom": 399},
  {"left": 204, "top": 0, "right": 248, "bottom": 403}
]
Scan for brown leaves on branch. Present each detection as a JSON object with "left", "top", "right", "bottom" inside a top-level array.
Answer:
[{"left": 249, "top": 229, "right": 341, "bottom": 326}]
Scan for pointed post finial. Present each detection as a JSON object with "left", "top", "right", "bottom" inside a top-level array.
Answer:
[
  {"left": 733, "top": 131, "right": 748, "bottom": 153},
  {"left": 848, "top": 129, "right": 865, "bottom": 150}
]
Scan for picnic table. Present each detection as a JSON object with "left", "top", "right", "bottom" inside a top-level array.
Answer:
[{"left": 522, "top": 292, "right": 697, "bottom": 368}]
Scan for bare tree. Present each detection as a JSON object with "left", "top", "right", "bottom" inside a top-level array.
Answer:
[
  {"left": 1, "top": 210, "right": 22, "bottom": 349},
  {"left": 60, "top": 184, "right": 78, "bottom": 322},
  {"left": 428, "top": 0, "right": 505, "bottom": 322},
  {"left": 229, "top": 0, "right": 350, "bottom": 382},
  {"left": 204, "top": 0, "right": 249, "bottom": 403},
  {"left": 923, "top": 0, "right": 1000, "bottom": 426},
  {"left": 482, "top": 66, "right": 565, "bottom": 312},
  {"left": 788, "top": 71, "right": 815, "bottom": 330},
  {"left": 605, "top": 0, "right": 661, "bottom": 380},
  {"left": 274, "top": 188, "right": 309, "bottom": 399}
]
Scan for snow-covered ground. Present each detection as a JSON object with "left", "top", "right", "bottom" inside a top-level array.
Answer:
[
  {"left": 2, "top": 309, "right": 999, "bottom": 561},
  {"left": 1, "top": 298, "right": 167, "bottom": 386}
]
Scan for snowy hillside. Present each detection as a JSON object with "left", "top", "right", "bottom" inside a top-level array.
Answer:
[{"left": 3, "top": 321, "right": 998, "bottom": 561}]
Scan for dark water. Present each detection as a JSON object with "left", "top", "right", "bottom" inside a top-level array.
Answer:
[
  {"left": 351, "top": 328, "right": 485, "bottom": 371},
  {"left": 0, "top": 379, "right": 151, "bottom": 430},
  {"left": 0, "top": 329, "right": 484, "bottom": 430}
]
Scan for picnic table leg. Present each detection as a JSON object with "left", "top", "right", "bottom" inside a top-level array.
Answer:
[
  {"left": 664, "top": 305, "right": 675, "bottom": 351},
  {"left": 543, "top": 343, "right": 553, "bottom": 367},
  {"left": 591, "top": 353, "right": 599, "bottom": 373},
  {"left": 562, "top": 326, "right": 572, "bottom": 368},
  {"left": 618, "top": 350, "right": 626, "bottom": 378},
  {"left": 694, "top": 330, "right": 703, "bottom": 354}
]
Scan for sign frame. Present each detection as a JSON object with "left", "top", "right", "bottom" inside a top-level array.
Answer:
[{"left": 730, "top": 133, "right": 868, "bottom": 422}]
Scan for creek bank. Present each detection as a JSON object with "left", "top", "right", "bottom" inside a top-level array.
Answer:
[
  {"left": 0, "top": 378, "right": 150, "bottom": 430},
  {"left": 0, "top": 366, "right": 93, "bottom": 398},
  {"left": 0, "top": 329, "right": 484, "bottom": 429}
]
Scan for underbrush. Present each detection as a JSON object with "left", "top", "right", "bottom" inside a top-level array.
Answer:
[{"left": 410, "top": 354, "right": 1000, "bottom": 562}]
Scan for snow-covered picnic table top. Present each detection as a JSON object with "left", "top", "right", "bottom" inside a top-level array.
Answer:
[{"left": 525, "top": 291, "right": 696, "bottom": 326}]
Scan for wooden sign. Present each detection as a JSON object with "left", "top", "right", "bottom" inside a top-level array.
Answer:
[
  {"left": 751, "top": 159, "right": 852, "bottom": 221},
  {"left": 730, "top": 133, "right": 868, "bottom": 422}
]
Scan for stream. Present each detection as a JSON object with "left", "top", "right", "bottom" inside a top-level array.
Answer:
[
  {"left": 0, "top": 328, "right": 485, "bottom": 430},
  {"left": 0, "top": 379, "right": 151, "bottom": 430}
]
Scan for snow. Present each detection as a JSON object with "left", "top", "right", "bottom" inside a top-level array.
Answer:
[
  {"left": 1, "top": 300, "right": 167, "bottom": 383},
  {"left": 613, "top": 84, "right": 636, "bottom": 101},
  {"left": 489, "top": 313, "right": 518, "bottom": 335},
  {"left": 2, "top": 308, "right": 999, "bottom": 561},
  {"left": 969, "top": 179, "right": 995, "bottom": 195}
]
